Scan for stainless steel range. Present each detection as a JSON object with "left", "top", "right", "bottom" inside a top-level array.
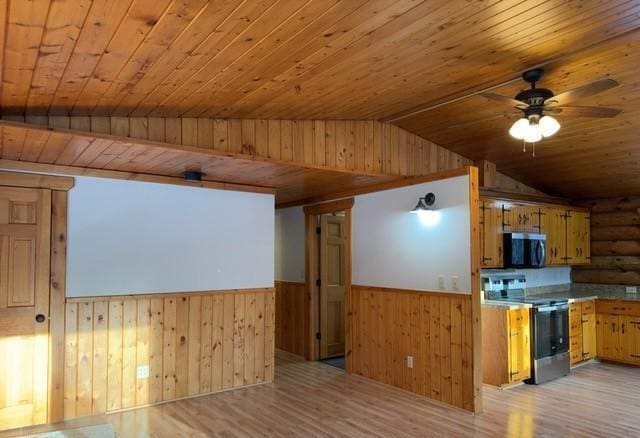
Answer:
[{"left": 484, "top": 274, "right": 570, "bottom": 384}]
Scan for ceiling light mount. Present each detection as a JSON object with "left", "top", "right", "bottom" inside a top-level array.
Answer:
[{"left": 183, "top": 170, "right": 205, "bottom": 182}]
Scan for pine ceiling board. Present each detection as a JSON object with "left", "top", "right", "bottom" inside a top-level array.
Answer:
[
  {"left": 48, "top": 0, "right": 133, "bottom": 113},
  {"left": 70, "top": 0, "right": 174, "bottom": 114},
  {"left": 397, "top": 33, "right": 640, "bottom": 199},
  {"left": 254, "top": 0, "right": 636, "bottom": 120},
  {"left": 1, "top": 0, "right": 51, "bottom": 112},
  {"left": 111, "top": 0, "right": 248, "bottom": 116},
  {"left": 24, "top": 0, "right": 92, "bottom": 113},
  {"left": 130, "top": 0, "right": 279, "bottom": 117},
  {"left": 89, "top": 0, "right": 210, "bottom": 115}
]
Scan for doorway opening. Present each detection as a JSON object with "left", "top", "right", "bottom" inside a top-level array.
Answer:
[{"left": 303, "top": 198, "right": 353, "bottom": 371}]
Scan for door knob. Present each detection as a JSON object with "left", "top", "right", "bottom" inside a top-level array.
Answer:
[{"left": 35, "top": 314, "right": 46, "bottom": 323}]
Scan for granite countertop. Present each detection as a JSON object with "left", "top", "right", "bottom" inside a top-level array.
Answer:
[
  {"left": 526, "top": 290, "right": 640, "bottom": 303},
  {"left": 482, "top": 300, "right": 532, "bottom": 310}
]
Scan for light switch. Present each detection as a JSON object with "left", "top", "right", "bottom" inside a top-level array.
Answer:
[
  {"left": 407, "top": 356, "right": 414, "bottom": 369},
  {"left": 438, "top": 275, "right": 445, "bottom": 290},
  {"left": 452, "top": 276, "right": 459, "bottom": 291},
  {"left": 137, "top": 365, "right": 150, "bottom": 379}
]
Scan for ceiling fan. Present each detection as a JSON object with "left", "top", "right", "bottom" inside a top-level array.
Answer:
[{"left": 452, "top": 68, "right": 621, "bottom": 155}]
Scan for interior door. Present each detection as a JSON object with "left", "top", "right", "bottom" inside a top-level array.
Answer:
[
  {"left": 319, "top": 214, "right": 345, "bottom": 359},
  {"left": 0, "top": 187, "right": 51, "bottom": 430}
]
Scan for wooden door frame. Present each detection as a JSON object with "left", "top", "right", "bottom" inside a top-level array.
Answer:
[
  {"left": 303, "top": 198, "right": 354, "bottom": 370},
  {"left": 0, "top": 170, "right": 73, "bottom": 425}
]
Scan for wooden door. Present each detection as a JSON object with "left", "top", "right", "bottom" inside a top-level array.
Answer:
[
  {"left": 596, "top": 314, "right": 620, "bottom": 360},
  {"left": 566, "top": 210, "right": 590, "bottom": 265},
  {"left": 581, "top": 302, "right": 596, "bottom": 361},
  {"left": 540, "top": 207, "right": 567, "bottom": 265},
  {"left": 480, "top": 200, "right": 503, "bottom": 268},
  {"left": 319, "top": 215, "right": 345, "bottom": 359},
  {"left": 620, "top": 316, "right": 640, "bottom": 365},
  {"left": 508, "top": 308, "right": 530, "bottom": 383},
  {"left": 0, "top": 187, "right": 51, "bottom": 430}
]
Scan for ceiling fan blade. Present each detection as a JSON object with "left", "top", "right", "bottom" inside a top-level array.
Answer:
[
  {"left": 479, "top": 92, "right": 528, "bottom": 109},
  {"left": 447, "top": 112, "right": 519, "bottom": 129},
  {"left": 550, "top": 105, "right": 622, "bottom": 118},
  {"left": 545, "top": 78, "right": 619, "bottom": 106}
]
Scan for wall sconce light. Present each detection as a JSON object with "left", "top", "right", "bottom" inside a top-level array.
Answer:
[{"left": 411, "top": 192, "right": 440, "bottom": 226}]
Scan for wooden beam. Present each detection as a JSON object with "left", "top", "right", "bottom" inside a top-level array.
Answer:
[
  {"left": 303, "top": 198, "right": 355, "bottom": 216},
  {"left": 279, "top": 167, "right": 470, "bottom": 208},
  {"left": 0, "top": 159, "right": 275, "bottom": 196},
  {"left": 49, "top": 190, "right": 68, "bottom": 423},
  {"left": 0, "top": 169, "right": 74, "bottom": 191},
  {"left": 468, "top": 166, "right": 483, "bottom": 414}
]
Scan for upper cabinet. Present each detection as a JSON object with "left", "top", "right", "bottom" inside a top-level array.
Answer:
[{"left": 480, "top": 198, "right": 590, "bottom": 268}]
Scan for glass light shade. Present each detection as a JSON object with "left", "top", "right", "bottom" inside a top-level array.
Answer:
[
  {"left": 416, "top": 209, "right": 441, "bottom": 226},
  {"left": 509, "top": 118, "right": 529, "bottom": 140},
  {"left": 523, "top": 122, "right": 542, "bottom": 143},
  {"left": 539, "top": 115, "right": 560, "bottom": 137}
]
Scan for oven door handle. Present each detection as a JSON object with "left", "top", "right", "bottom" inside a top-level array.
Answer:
[
  {"left": 535, "top": 240, "right": 545, "bottom": 267},
  {"left": 537, "top": 304, "right": 568, "bottom": 313}
]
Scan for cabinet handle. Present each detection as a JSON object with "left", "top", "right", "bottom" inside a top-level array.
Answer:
[
  {"left": 622, "top": 323, "right": 625, "bottom": 334},
  {"left": 631, "top": 354, "right": 640, "bottom": 359},
  {"left": 612, "top": 322, "right": 616, "bottom": 332},
  {"left": 629, "top": 321, "right": 640, "bottom": 325}
]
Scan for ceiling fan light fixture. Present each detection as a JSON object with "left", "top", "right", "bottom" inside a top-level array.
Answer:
[
  {"left": 509, "top": 118, "right": 529, "bottom": 140},
  {"left": 523, "top": 121, "right": 542, "bottom": 143},
  {"left": 539, "top": 115, "right": 561, "bottom": 137}
]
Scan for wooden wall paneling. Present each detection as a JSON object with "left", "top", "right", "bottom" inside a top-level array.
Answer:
[
  {"left": 264, "top": 289, "right": 275, "bottom": 381},
  {"left": 187, "top": 296, "right": 201, "bottom": 396},
  {"left": 148, "top": 298, "right": 164, "bottom": 404},
  {"left": 107, "top": 301, "right": 123, "bottom": 411},
  {"left": 122, "top": 300, "right": 137, "bottom": 409},
  {"left": 200, "top": 296, "right": 213, "bottom": 393},
  {"left": 162, "top": 297, "right": 177, "bottom": 401},
  {"left": 222, "top": 294, "right": 235, "bottom": 389},
  {"left": 63, "top": 303, "right": 77, "bottom": 419},
  {"left": 233, "top": 294, "right": 245, "bottom": 387},
  {"left": 274, "top": 281, "right": 307, "bottom": 358},
  {"left": 174, "top": 297, "right": 189, "bottom": 398},
  {"left": 244, "top": 293, "right": 256, "bottom": 385},
  {"left": 469, "top": 166, "right": 482, "bottom": 413},
  {"left": 349, "top": 286, "right": 475, "bottom": 411},
  {"left": 92, "top": 301, "right": 108, "bottom": 415},
  {"left": 211, "top": 295, "right": 224, "bottom": 389},
  {"left": 135, "top": 299, "right": 150, "bottom": 406}
]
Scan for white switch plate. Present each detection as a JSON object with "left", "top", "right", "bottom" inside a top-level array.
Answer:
[
  {"left": 438, "top": 275, "right": 445, "bottom": 290},
  {"left": 136, "top": 365, "right": 150, "bottom": 379},
  {"left": 626, "top": 286, "right": 637, "bottom": 294},
  {"left": 407, "top": 356, "right": 414, "bottom": 369},
  {"left": 451, "top": 276, "right": 459, "bottom": 291}
]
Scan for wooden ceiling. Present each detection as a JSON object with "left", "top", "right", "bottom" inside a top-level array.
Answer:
[{"left": 0, "top": 1, "right": 639, "bottom": 198}]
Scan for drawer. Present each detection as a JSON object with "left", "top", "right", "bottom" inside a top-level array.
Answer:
[
  {"left": 581, "top": 300, "right": 595, "bottom": 314},
  {"left": 596, "top": 300, "right": 640, "bottom": 316},
  {"left": 570, "top": 350, "right": 582, "bottom": 365},
  {"left": 570, "top": 337, "right": 581, "bottom": 351},
  {"left": 569, "top": 303, "right": 581, "bottom": 317}
]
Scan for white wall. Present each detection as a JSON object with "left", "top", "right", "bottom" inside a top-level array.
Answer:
[
  {"left": 67, "top": 177, "right": 274, "bottom": 296},
  {"left": 275, "top": 207, "right": 305, "bottom": 282},
  {"left": 352, "top": 175, "right": 471, "bottom": 294}
]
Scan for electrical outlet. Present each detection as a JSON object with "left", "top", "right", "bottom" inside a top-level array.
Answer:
[
  {"left": 136, "top": 365, "right": 150, "bottom": 379},
  {"left": 407, "top": 356, "right": 414, "bottom": 369},
  {"left": 626, "top": 286, "right": 637, "bottom": 295},
  {"left": 438, "top": 275, "right": 445, "bottom": 290},
  {"left": 451, "top": 276, "right": 459, "bottom": 291}
]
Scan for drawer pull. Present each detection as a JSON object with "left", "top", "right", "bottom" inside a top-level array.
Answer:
[
  {"left": 631, "top": 354, "right": 640, "bottom": 359},
  {"left": 629, "top": 321, "right": 640, "bottom": 325}
]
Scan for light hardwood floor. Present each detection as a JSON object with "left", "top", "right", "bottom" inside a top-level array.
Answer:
[{"left": 4, "top": 351, "right": 640, "bottom": 437}]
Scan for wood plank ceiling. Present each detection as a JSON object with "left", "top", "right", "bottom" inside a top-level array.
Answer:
[{"left": 0, "top": 0, "right": 639, "bottom": 198}]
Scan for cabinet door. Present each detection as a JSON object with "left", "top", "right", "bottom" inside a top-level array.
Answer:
[
  {"left": 581, "top": 311, "right": 596, "bottom": 361},
  {"left": 480, "top": 200, "right": 503, "bottom": 268},
  {"left": 566, "top": 210, "right": 591, "bottom": 265},
  {"left": 569, "top": 303, "right": 583, "bottom": 365},
  {"left": 596, "top": 314, "right": 620, "bottom": 360},
  {"left": 508, "top": 308, "right": 531, "bottom": 382},
  {"left": 504, "top": 204, "right": 541, "bottom": 233},
  {"left": 540, "top": 207, "right": 567, "bottom": 265},
  {"left": 620, "top": 316, "right": 640, "bottom": 365}
]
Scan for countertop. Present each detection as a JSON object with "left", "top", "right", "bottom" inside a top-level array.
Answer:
[
  {"left": 482, "top": 300, "right": 532, "bottom": 310},
  {"left": 530, "top": 290, "right": 640, "bottom": 303}
]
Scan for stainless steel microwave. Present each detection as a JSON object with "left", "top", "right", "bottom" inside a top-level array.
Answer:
[{"left": 503, "top": 233, "right": 546, "bottom": 268}]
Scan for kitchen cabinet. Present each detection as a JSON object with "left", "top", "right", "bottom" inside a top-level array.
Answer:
[
  {"left": 480, "top": 200, "right": 503, "bottom": 268},
  {"left": 566, "top": 210, "right": 591, "bottom": 265},
  {"left": 596, "top": 300, "right": 640, "bottom": 365},
  {"left": 569, "top": 300, "right": 596, "bottom": 366},
  {"left": 540, "top": 207, "right": 567, "bottom": 266},
  {"left": 479, "top": 197, "right": 590, "bottom": 268},
  {"left": 482, "top": 306, "right": 531, "bottom": 386}
]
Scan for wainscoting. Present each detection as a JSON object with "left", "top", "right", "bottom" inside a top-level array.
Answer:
[
  {"left": 274, "top": 281, "right": 308, "bottom": 358},
  {"left": 62, "top": 289, "right": 274, "bottom": 420},
  {"left": 350, "top": 285, "right": 475, "bottom": 411}
]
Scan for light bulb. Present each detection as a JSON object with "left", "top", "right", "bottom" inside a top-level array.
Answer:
[
  {"left": 523, "top": 122, "right": 542, "bottom": 143},
  {"left": 509, "top": 118, "right": 529, "bottom": 140},
  {"left": 539, "top": 115, "right": 560, "bottom": 137}
]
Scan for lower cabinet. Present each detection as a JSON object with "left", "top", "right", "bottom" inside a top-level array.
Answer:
[
  {"left": 482, "top": 306, "right": 531, "bottom": 386},
  {"left": 596, "top": 300, "right": 640, "bottom": 366},
  {"left": 569, "top": 300, "right": 596, "bottom": 366}
]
